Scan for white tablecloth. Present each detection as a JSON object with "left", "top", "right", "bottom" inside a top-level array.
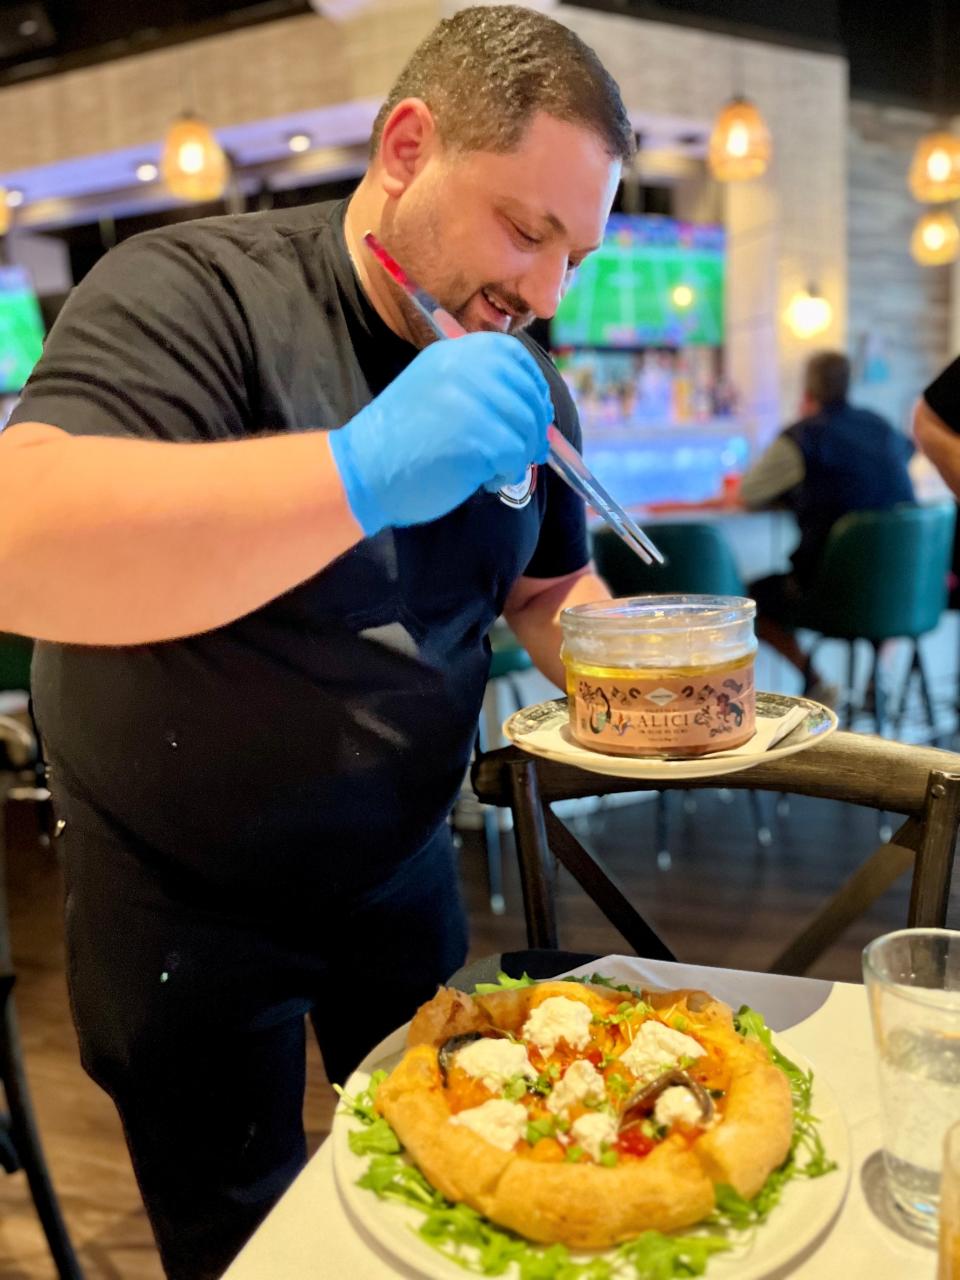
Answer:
[{"left": 222, "top": 956, "right": 937, "bottom": 1279}]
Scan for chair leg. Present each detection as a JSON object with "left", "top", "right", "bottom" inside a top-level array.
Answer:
[
  {"left": 655, "top": 791, "right": 671, "bottom": 871},
  {"left": 749, "top": 791, "right": 772, "bottom": 847},
  {"left": 893, "top": 642, "right": 917, "bottom": 738},
  {"left": 507, "top": 761, "right": 559, "bottom": 950},
  {"left": 909, "top": 769, "right": 960, "bottom": 927},
  {"left": 915, "top": 641, "right": 938, "bottom": 735},
  {"left": 871, "top": 641, "right": 886, "bottom": 737},
  {"left": 845, "top": 640, "right": 857, "bottom": 729},
  {"left": 0, "top": 985, "right": 83, "bottom": 1280}
]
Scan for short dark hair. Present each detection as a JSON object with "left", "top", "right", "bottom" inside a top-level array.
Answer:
[
  {"left": 370, "top": 5, "right": 634, "bottom": 163},
  {"left": 805, "top": 351, "right": 850, "bottom": 407}
]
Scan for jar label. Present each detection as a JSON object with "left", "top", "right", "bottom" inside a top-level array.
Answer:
[{"left": 569, "top": 664, "right": 755, "bottom": 754}]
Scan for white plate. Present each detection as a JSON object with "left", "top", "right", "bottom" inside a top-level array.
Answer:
[
  {"left": 502, "top": 692, "right": 838, "bottom": 781},
  {"left": 332, "top": 1029, "right": 851, "bottom": 1280}
]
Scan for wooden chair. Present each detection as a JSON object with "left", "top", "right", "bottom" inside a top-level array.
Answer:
[
  {"left": 0, "top": 716, "right": 82, "bottom": 1279},
  {"left": 472, "top": 726, "right": 960, "bottom": 975}
]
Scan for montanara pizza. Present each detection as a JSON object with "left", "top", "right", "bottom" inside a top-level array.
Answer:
[{"left": 375, "top": 978, "right": 793, "bottom": 1249}]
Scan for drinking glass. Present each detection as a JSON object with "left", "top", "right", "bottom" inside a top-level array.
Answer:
[{"left": 863, "top": 928, "right": 960, "bottom": 1232}]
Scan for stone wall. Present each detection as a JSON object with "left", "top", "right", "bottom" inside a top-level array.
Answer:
[{"left": 846, "top": 99, "right": 952, "bottom": 431}]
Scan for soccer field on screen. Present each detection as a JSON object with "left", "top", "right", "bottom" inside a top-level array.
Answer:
[{"left": 553, "top": 219, "right": 725, "bottom": 348}]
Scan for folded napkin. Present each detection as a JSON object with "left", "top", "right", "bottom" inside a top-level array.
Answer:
[{"left": 710, "top": 701, "right": 810, "bottom": 758}]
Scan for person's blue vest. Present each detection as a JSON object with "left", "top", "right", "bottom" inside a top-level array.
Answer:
[{"left": 784, "top": 401, "right": 914, "bottom": 584}]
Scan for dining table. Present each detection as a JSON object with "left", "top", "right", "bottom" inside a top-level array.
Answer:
[{"left": 221, "top": 953, "right": 938, "bottom": 1279}]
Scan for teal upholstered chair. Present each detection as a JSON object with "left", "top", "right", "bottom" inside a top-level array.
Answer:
[
  {"left": 592, "top": 521, "right": 744, "bottom": 599},
  {"left": 791, "top": 503, "right": 955, "bottom": 736}
]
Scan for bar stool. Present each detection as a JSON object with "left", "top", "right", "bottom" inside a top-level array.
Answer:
[
  {"left": 788, "top": 503, "right": 955, "bottom": 739},
  {"left": 592, "top": 522, "right": 772, "bottom": 862}
]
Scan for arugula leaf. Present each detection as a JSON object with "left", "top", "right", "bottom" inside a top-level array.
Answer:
[
  {"left": 563, "top": 973, "right": 640, "bottom": 994},
  {"left": 715, "top": 1005, "right": 838, "bottom": 1229},
  {"left": 347, "top": 1117, "right": 402, "bottom": 1156},
  {"left": 474, "top": 971, "right": 537, "bottom": 994},
  {"left": 356, "top": 1153, "right": 439, "bottom": 1209},
  {"left": 333, "top": 1068, "right": 388, "bottom": 1126},
  {"left": 614, "top": 1232, "right": 732, "bottom": 1277}
]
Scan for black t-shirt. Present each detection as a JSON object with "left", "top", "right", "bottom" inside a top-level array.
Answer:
[
  {"left": 9, "top": 198, "right": 587, "bottom": 903},
  {"left": 925, "top": 355, "right": 960, "bottom": 433}
]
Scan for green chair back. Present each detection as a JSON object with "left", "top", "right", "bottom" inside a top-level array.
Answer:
[
  {"left": 488, "top": 625, "right": 533, "bottom": 679},
  {"left": 0, "top": 633, "right": 32, "bottom": 692},
  {"left": 592, "top": 522, "right": 746, "bottom": 598},
  {"left": 805, "top": 502, "right": 955, "bottom": 641}
]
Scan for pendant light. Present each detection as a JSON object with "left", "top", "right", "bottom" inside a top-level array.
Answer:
[
  {"left": 910, "top": 209, "right": 960, "bottom": 265},
  {"left": 784, "top": 286, "right": 832, "bottom": 340},
  {"left": 161, "top": 113, "right": 229, "bottom": 203},
  {"left": 908, "top": 132, "right": 960, "bottom": 203},
  {"left": 708, "top": 96, "right": 772, "bottom": 182},
  {"left": 908, "top": 0, "right": 960, "bottom": 204}
]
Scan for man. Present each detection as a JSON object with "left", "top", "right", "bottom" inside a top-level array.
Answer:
[
  {"left": 914, "top": 354, "right": 960, "bottom": 493},
  {"left": 0, "top": 8, "right": 629, "bottom": 1277},
  {"left": 741, "top": 351, "right": 914, "bottom": 699}
]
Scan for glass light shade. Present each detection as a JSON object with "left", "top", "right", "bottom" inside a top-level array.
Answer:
[
  {"left": 910, "top": 209, "right": 960, "bottom": 265},
  {"left": 908, "top": 132, "right": 960, "bottom": 203},
  {"left": 161, "top": 115, "right": 229, "bottom": 202},
  {"left": 708, "top": 97, "right": 772, "bottom": 182},
  {"left": 0, "top": 192, "right": 10, "bottom": 237},
  {"left": 784, "top": 288, "right": 832, "bottom": 340}
]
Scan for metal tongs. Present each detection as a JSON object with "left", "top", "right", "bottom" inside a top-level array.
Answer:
[{"left": 363, "top": 232, "right": 664, "bottom": 567}]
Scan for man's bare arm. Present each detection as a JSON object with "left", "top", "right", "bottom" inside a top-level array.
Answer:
[
  {"left": 0, "top": 422, "right": 363, "bottom": 645},
  {"left": 913, "top": 398, "right": 960, "bottom": 498},
  {"left": 503, "top": 566, "right": 611, "bottom": 690}
]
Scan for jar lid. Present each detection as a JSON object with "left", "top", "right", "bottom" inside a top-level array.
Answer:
[{"left": 562, "top": 594, "right": 756, "bottom": 637}]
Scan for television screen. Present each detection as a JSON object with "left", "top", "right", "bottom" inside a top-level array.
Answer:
[
  {"left": 552, "top": 215, "right": 725, "bottom": 349},
  {"left": 0, "top": 266, "right": 45, "bottom": 394}
]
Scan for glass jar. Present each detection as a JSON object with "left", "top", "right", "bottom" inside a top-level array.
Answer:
[{"left": 560, "top": 595, "right": 757, "bottom": 758}]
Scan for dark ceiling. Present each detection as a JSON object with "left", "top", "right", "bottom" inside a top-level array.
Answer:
[{"left": 0, "top": 0, "right": 955, "bottom": 111}]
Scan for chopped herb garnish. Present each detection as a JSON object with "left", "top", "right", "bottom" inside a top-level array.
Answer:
[
  {"left": 672, "top": 1016, "right": 689, "bottom": 1032},
  {"left": 599, "top": 1148, "right": 618, "bottom": 1168},
  {"left": 525, "top": 1117, "right": 557, "bottom": 1144},
  {"left": 502, "top": 1074, "right": 532, "bottom": 1101},
  {"left": 564, "top": 1144, "right": 586, "bottom": 1163},
  {"left": 606, "top": 1074, "right": 631, "bottom": 1098}
]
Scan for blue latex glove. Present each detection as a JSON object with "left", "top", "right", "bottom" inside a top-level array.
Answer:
[{"left": 329, "top": 332, "right": 553, "bottom": 536}]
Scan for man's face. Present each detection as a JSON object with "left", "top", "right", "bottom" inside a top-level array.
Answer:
[{"left": 379, "top": 112, "right": 621, "bottom": 337}]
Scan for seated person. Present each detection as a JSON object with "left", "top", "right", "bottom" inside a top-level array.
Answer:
[{"left": 740, "top": 351, "right": 914, "bottom": 701}]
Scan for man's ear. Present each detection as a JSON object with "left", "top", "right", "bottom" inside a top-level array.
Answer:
[{"left": 376, "top": 98, "right": 437, "bottom": 198}]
